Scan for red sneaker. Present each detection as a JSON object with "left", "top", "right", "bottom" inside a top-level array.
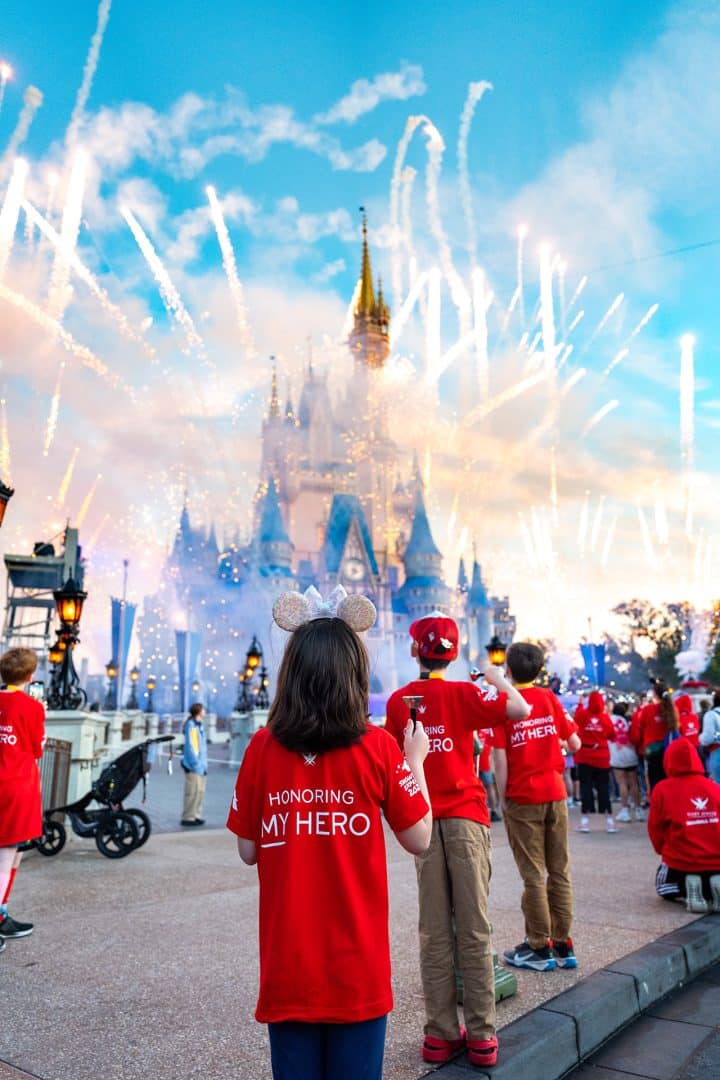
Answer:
[
  {"left": 467, "top": 1035, "right": 499, "bottom": 1068},
  {"left": 422, "top": 1028, "right": 466, "bottom": 1063}
]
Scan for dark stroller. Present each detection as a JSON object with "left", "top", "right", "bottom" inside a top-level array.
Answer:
[{"left": 28, "top": 735, "right": 174, "bottom": 859}]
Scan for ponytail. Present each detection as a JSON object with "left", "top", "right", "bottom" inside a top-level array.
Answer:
[{"left": 660, "top": 692, "right": 679, "bottom": 734}]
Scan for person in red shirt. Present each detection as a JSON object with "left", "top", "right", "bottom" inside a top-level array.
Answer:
[
  {"left": 0, "top": 647, "right": 45, "bottom": 945},
  {"left": 228, "top": 601, "right": 432, "bottom": 1080},
  {"left": 674, "top": 694, "right": 700, "bottom": 748},
  {"left": 492, "top": 643, "right": 581, "bottom": 972},
  {"left": 649, "top": 738, "right": 720, "bottom": 914},
  {"left": 574, "top": 690, "right": 616, "bottom": 834},
  {"left": 630, "top": 680, "right": 677, "bottom": 791},
  {"left": 385, "top": 614, "right": 530, "bottom": 1070}
]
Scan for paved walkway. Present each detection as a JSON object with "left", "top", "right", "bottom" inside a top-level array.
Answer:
[{"left": 0, "top": 800, "right": 697, "bottom": 1080}]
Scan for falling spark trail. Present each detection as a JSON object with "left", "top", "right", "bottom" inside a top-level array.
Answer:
[
  {"left": 0, "top": 282, "right": 119, "bottom": 384},
  {"left": 23, "top": 199, "right": 154, "bottom": 355},
  {"left": 654, "top": 492, "right": 669, "bottom": 545},
  {"left": 0, "top": 157, "right": 28, "bottom": 279},
  {"left": 0, "top": 65, "right": 10, "bottom": 117},
  {"left": 558, "top": 260, "right": 567, "bottom": 338},
  {"left": 519, "top": 513, "right": 539, "bottom": 570},
  {"left": 122, "top": 206, "right": 205, "bottom": 356},
  {"left": 44, "top": 171, "right": 59, "bottom": 223},
  {"left": 457, "top": 81, "right": 492, "bottom": 263},
  {"left": 680, "top": 333, "right": 695, "bottom": 537},
  {"left": 560, "top": 367, "right": 587, "bottom": 397},
  {"left": 66, "top": 0, "right": 112, "bottom": 147},
  {"left": 637, "top": 505, "right": 658, "bottom": 569},
  {"left": 206, "top": 185, "right": 255, "bottom": 355},
  {"left": 57, "top": 446, "right": 80, "bottom": 507},
  {"left": 590, "top": 495, "right": 606, "bottom": 552},
  {"left": 556, "top": 344, "right": 573, "bottom": 372},
  {"left": 2, "top": 86, "right": 43, "bottom": 167},
  {"left": 0, "top": 398, "right": 10, "bottom": 482},
  {"left": 583, "top": 292, "right": 625, "bottom": 353},
  {"left": 428, "top": 330, "right": 474, "bottom": 384},
  {"left": 581, "top": 399, "right": 619, "bottom": 437},
  {"left": 47, "top": 150, "right": 87, "bottom": 323},
  {"left": 626, "top": 303, "right": 659, "bottom": 345},
  {"left": 425, "top": 269, "right": 442, "bottom": 380},
  {"left": 472, "top": 267, "right": 490, "bottom": 399},
  {"left": 463, "top": 371, "right": 545, "bottom": 427},
  {"left": 76, "top": 473, "right": 102, "bottom": 527},
  {"left": 577, "top": 492, "right": 590, "bottom": 554},
  {"left": 389, "top": 115, "right": 426, "bottom": 309},
  {"left": 422, "top": 120, "right": 471, "bottom": 330},
  {"left": 516, "top": 225, "right": 528, "bottom": 326},
  {"left": 566, "top": 275, "right": 587, "bottom": 316},
  {"left": 43, "top": 362, "right": 65, "bottom": 456},
  {"left": 566, "top": 309, "right": 585, "bottom": 337},
  {"left": 601, "top": 514, "right": 619, "bottom": 568},
  {"left": 603, "top": 347, "right": 629, "bottom": 379},
  {"left": 390, "top": 270, "right": 428, "bottom": 346},
  {"left": 539, "top": 245, "right": 558, "bottom": 390}
]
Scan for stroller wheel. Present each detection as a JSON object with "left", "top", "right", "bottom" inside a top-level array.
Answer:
[
  {"left": 35, "top": 820, "right": 67, "bottom": 857},
  {"left": 95, "top": 811, "right": 139, "bottom": 858},
  {"left": 125, "top": 809, "right": 151, "bottom": 848}
]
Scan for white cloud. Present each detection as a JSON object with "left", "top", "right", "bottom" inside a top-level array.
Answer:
[{"left": 315, "top": 62, "right": 426, "bottom": 125}]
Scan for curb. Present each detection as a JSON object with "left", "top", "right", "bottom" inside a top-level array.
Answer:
[{"left": 419, "top": 913, "right": 720, "bottom": 1079}]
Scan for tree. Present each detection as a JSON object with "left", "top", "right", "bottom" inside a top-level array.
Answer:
[{"left": 612, "top": 599, "right": 684, "bottom": 687}]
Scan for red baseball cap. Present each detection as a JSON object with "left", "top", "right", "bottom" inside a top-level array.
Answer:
[{"left": 409, "top": 613, "right": 459, "bottom": 661}]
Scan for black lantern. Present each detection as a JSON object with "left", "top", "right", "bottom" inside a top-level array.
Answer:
[
  {"left": 236, "top": 669, "right": 254, "bottom": 713},
  {"left": 46, "top": 577, "right": 88, "bottom": 710},
  {"left": 191, "top": 678, "right": 201, "bottom": 697},
  {"left": 127, "top": 664, "right": 140, "bottom": 709},
  {"left": 486, "top": 635, "right": 507, "bottom": 667},
  {"left": 145, "top": 674, "right": 156, "bottom": 714},
  {"left": 104, "top": 658, "right": 118, "bottom": 710},
  {"left": 0, "top": 480, "right": 14, "bottom": 528},
  {"left": 246, "top": 635, "right": 262, "bottom": 672}
]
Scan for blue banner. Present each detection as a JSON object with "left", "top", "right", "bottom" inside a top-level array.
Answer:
[
  {"left": 175, "top": 630, "right": 202, "bottom": 712},
  {"left": 111, "top": 597, "right": 136, "bottom": 707},
  {"left": 580, "top": 642, "right": 605, "bottom": 686}
]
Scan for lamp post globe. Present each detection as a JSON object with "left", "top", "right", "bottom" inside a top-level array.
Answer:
[
  {"left": 105, "top": 658, "right": 118, "bottom": 711},
  {"left": 127, "top": 664, "right": 140, "bottom": 709},
  {"left": 486, "top": 635, "right": 507, "bottom": 667},
  {"left": 145, "top": 674, "right": 156, "bottom": 714},
  {"left": 46, "top": 577, "right": 88, "bottom": 711}
]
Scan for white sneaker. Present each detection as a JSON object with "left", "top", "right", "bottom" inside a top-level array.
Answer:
[
  {"left": 606, "top": 816, "right": 617, "bottom": 833},
  {"left": 576, "top": 816, "right": 590, "bottom": 833},
  {"left": 709, "top": 875, "right": 720, "bottom": 914},
  {"left": 567, "top": 797, "right": 574, "bottom": 808},
  {"left": 616, "top": 807, "right": 631, "bottom": 823},
  {"left": 685, "top": 875, "right": 709, "bottom": 914},
  {"left": 634, "top": 807, "right": 646, "bottom": 822}
]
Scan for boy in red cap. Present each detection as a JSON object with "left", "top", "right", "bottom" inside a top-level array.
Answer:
[{"left": 386, "top": 613, "right": 530, "bottom": 1070}]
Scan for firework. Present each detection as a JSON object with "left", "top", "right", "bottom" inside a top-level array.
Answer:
[
  {"left": 206, "top": 185, "right": 255, "bottom": 355},
  {"left": 43, "top": 362, "right": 66, "bottom": 457},
  {"left": 0, "top": 156, "right": 28, "bottom": 279},
  {"left": 76, "top": 473, "right": 103, "bottom": 527},
  {"left": 1, "top": 86, "right": 43, "bottom": 168},
  {"left": 56, "top": 446, "right": 80, "bottom": 508},
  {"left": 457, "top": 81, "right": 492, "bottom": 264},
  {"left": 66, "top": 0, "right": 113, "bottom": 147},
  {"left": 581, "top": 399, "right": 619, "bottom": 438}
]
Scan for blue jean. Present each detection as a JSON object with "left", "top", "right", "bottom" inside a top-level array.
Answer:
[
  {"left": 268, "top": 1015, "right": 387, "bottom": 1080},
  {"left": 708, "top": 747, "right": 720, "bottom": 785}
]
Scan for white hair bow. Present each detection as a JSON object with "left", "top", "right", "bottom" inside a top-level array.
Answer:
[{"left": 273, "top": 585, "right": 376, "bottom": 633}]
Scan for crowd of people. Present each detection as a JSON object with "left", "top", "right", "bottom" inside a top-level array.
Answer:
[{"left": 2, "top": 599, "right": 720, "bottom": 1079}]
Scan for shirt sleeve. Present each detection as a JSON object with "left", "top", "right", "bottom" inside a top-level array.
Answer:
[
  {"left": 379, "top": 729, "right": 429, "bottom": 834},
  {"left": 226, "top": 730, "right": 263, "bottom": 839},
  {"left": 491, "top": 723, "right": 507, "bottom": 749},
  {"left": 383, "top": 692, "right": 406, "bottom": 751},
  {"left": 30, "top": 699, "right": 46, "bottom": 757},
  {"left": 552, "top": 697, "right": 577, "bottom": 741},
  {"left": 464, "top": 684, "right": 509, "bottom": 731}
]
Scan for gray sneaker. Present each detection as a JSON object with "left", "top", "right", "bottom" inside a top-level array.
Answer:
[
  {"left": 0, "top": 915, "right": 34, "bottom": 938},
  {"left": 709, "top": 875, "right": 720, "bottom": 914},
  {"left": 684, "top": 875, "right": 709, "bottom": 914}
]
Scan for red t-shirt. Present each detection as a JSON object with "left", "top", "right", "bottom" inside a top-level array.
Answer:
[
  {"left": 0, "top": 690, "right": 45, "bottom": 846},
  {"left": 574, "top": 709, "right": 615, "bottom": 768},
  {"left": 630, "top": 702, "right": 666, "bottom": 754},
  {"left": 492, "top": 687, "right": 577, "bottom": 804},
  {"left": 226, "top": 724, "right": 428, "bottom": 1024},
  {"left": 476, "top": 728, "right": 493, "bottom": 775},
  {"left": 648, "top": 740, "right": 720, "bottom": 872},
  {"left": 385, "top": 676, "right": 508, "bottom": 824}
]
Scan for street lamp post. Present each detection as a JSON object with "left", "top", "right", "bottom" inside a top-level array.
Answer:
[
  {"left": 236, "top": 636, "right": 263, "bottom": 712},
  {"left": 104, "top": 659, "right": 118, "bottom": 710},
  {"left": 46, "top": 577, "right": 88, "bottom": 711},
  {"left": 127, "top": 665, "right": 140, "bottom": 709},
  {"left": 256, "top": 664, "right": 270, "bottom": 709},
  {"left": 191, "top": 678, "right": 201, "bottom": 700},
  {"left": 486, "top": 635, "right": 508, "bottom": 667},
  {"left": 145, "top": 674, "right": 156, "bottom": 714}
]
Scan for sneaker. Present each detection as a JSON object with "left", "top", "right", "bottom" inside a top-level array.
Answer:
[
  {"left": 503, "top": 941, "right": 556, "bottom": 971},
  {"left": 685, "top": 874, "right": 709, "bottom": 914},
  {"left": 0, "top": 915, "right": 34, "bottom": 938},
  {"left": 576, "top": 816, "right": 590, "bottom": 833},
  {"left": 467, "top": 1035, "right": 498, "bottom": 1068},
  {"left": 616, "top": 807, "right": 631, "bottom": 823},
  {"left": 180, "top": 819, "right": 201, "bottom": 827},
  {"left": 194, "top": 818, "right": 206, "bottom": 825},
  {"left": 552, "top": 938, "right": 578, "bottom": 969},
  {"left": 422, "top": 1028, "right": 466, "bottom": 1064},
  {"left": 490, "top": 809, "right": 501, "bottom": 822},
  {"left": 566, "top": 797, "right": 574, "bottom": 808},
  {"left": 634, "top": 807, "right": 646, "bottom": 822},
  {"left": 606, "top": 816, "right": 617, "bottom": 833},
  {"left": 709, "top": 875, "right": 720, "bottom": 914}
]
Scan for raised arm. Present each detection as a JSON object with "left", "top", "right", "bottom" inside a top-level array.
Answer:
[
  {"left": 483, "top": 665, "right": 531, "bottom": 720},
  {"left": 394, "top": 721, "right": 432, "bottom": 855}
]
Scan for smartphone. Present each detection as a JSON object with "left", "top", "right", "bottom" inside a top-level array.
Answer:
[{"left": 28, "top": 680, "right": 45, "bottom": 701}]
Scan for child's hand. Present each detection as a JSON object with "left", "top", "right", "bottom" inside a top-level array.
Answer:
[
  {"left": 483, "top": 664, "right": 507, "bottom": 688},
  {"left": 404, "top": 719, "right": 429, "bottom": 763}
]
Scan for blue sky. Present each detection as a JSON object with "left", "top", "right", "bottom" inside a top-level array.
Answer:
[{"left": 0, "top": 0, "right": 718, "bottom": 652}]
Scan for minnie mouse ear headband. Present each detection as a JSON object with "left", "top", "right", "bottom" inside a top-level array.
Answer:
[{"left": 272, "top": 585, "right": 377, "bottom": 634}]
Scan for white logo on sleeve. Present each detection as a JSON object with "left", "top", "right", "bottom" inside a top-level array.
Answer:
[
  {"left": 303, "top": 753, "right": 317, "bottom": 766},
  {"left": 418, "top": 704, "right": 427, "bottom": 714},
  {"left": 481, "top": 685, "right": 499, "bottom": 702}
]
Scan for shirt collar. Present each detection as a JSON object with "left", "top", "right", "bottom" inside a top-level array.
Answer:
[{"left": 420, "top": 670, "right": 445, "bottom": 680}]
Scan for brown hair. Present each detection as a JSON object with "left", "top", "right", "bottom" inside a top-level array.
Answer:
[
  {"left": 418, "top": 656, "right": 451, "bottom": 672},
  {"left": 0, "top": 647, "right": 38, "bottom": 685},
  {"left": 660, "top": 692, "right": 679, "bottom": 734},
  {"left": 189, "top": 702, "right": 204, "bottom": 718},
  {"left": 505, "top": 642, "right": 544, "bottom": 684},
  {"left": 268, "top": 618, "right": 369, "bottom": 754}
]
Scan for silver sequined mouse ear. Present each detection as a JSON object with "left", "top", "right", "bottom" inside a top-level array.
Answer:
[
  {"left": 272, "top": 592, "right": 313, "bottom": 631},
  {"left": 336, "top": 593, "right": 377, "bottom": 633}
]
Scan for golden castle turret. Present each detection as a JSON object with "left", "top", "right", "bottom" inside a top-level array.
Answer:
[{"left": 349, "top": 212, "right": 390, "bottom": 370}]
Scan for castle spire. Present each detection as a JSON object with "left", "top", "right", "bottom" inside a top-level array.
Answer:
[
  {"left": 269, "top": 358, "right": 280, "bottom": 419},
  {"left": 357, "top": 209, "right": 376, "bottom": 317}
]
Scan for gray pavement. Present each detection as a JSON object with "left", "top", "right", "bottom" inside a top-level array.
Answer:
[
  {"left": 571, "top": 961, "right": 720, "bottom": 1078},
  {"left": 1, "top": 799, "right": 700, "bottom": 1080}
]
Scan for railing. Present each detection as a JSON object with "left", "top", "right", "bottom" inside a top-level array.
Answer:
[{"left": 39, "top": 737, "right": 72, "bottom": 811}]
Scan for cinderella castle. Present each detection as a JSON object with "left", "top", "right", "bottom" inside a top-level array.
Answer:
[{"left": 136, "top": 220, "right": 515, "bottom": 714}]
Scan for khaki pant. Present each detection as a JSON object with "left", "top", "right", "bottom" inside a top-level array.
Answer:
[
  {"left": 415, "top": 817, "right": 495, "bottom": 1041},
  {"left": 503, "top": 799, "right": 573, "bottom": 950},
  {"left": 182, "top": 770, "right": 206, "bottom": 822}
]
